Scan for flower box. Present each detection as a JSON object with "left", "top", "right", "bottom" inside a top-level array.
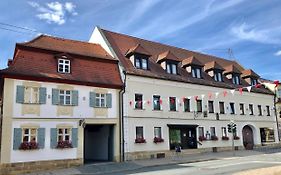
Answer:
[
  {"left": 19, "top": 141, "right": 39, "bottom": 150},
  {"left": 198, "top": 136, "right": 207, "bottom": 141},
  {"left": 153, "top": 137, "right": 164, "bottom": 143},
  {"left": 234, "top": 136, "right": 240, "bottom": 140},
  {"left": 211, "top": 135, "right": 218, "bottom": 141},
  {"left": 56, "top": 140, "right": 73, "bottom": 149},
  {"left": 135, "top": 138, "right": 146, "bottom": 143},
  {"left": 222, "top": 136, "right": 229, "bottom": 140}
]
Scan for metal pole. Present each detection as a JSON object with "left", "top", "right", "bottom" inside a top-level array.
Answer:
[{"left": 232, "top": 124, "right": 235, "bottom": 156}]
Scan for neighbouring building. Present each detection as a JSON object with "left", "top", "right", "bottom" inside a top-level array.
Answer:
[
  {"left": 90, "top": 27, "right": 279, "bottom": 160},
  {"left": 0, "top": 35, "right": 123, "bottom": 169}
]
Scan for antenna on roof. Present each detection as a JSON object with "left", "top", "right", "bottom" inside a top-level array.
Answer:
[{"left": 228, "top": 48, "right": 235, "bottom": 59}]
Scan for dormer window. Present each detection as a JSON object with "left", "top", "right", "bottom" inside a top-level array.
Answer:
[
  {"left": 232, "top": 74, "right": 240, "bottom": 85},
  {"left": 166, "top": 62, "right": 177, "bottom": 74},
  {"left": 58, "top": 59, "right": 70, "bottom": 73},
  {"left": 191, "top": 67, "right": 201, "bottom": 78},
  {"left": 251, "top": 78, "right": 258, "bottom": 86},
  {"left": 214, "top": 71, "right": 223, "bottom": 82},
  {"left": 125, "top": 44, "right": 151, "bottom": 71},
  {"left": 241, "top": 69, "right": 260, "bottom": 86},
  {"left": 182, "top": 56, "right": 204, "bottom": 79},
  {"left": 135, "top": 55, "right": 148, "bottom": 70}
]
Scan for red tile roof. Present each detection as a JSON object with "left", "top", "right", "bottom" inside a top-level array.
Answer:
[
  {"left": 157, "top": 50, "right": 179, "bottom": 63},
  {"left": 204, "top": 61, "right": 225, "bottom": 71},
  {"left": 126, "top": 44, "right": 151, "bottom": 57},
  {"left": 223, "top": 64, "right": 242, "bottom": 74},
  {"left": 1, "top": 35, "right": 123, "bottom": 89},
  {"left": 181, "top": 56, "right": 203, "bottom": 68},
  {"left": 241, "top": 69, "right": 260, "bottom": 78}
]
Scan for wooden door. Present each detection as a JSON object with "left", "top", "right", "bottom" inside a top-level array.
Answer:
[{"left": 242, "top": 126, "right": 254, "bottom": 150}]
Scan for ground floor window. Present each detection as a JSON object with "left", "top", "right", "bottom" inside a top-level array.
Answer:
[
  {"left": 135, "top": 126, "right": 146, "bottom": 143},
  {"left": 260, "top": 128, "right": 275, "bottom": 142},
  {"left": 58, "top": 128, "right": 71, "bottom": 141}
]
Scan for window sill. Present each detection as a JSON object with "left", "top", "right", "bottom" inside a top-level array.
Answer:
[
  {"left": 134, "top": 108, "right": 145, "bottom": 111},
  {"left": 169, "top": 110, "right": 178, "bottom": 112},
  {"left": 153, "top": 109, "right": 163, "bottom": 111},
  {"left": 23, "top": 102, "right": 41, "bottom": 105},
  {"left": 94, "top": 107, "right": 109, "bottom": 109}
]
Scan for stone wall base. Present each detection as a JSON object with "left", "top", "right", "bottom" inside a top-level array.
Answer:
[{"left": 0, "top": 158, "right": 83, "bottom": 175}]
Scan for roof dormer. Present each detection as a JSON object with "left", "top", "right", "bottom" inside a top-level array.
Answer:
[
  {"left": 55, "top": 53, "right": 72, "bottom": 74},
  {"left": 157, "top": 51, "right": 179, "bottom": 75},
  {"left": 204, "top": 61, "right": 225, "bottom": 82},
  {"left": 125, "top": 44, "right": 151, "bottom": 70},
  {"left": 241, "top": 69, "right": 260, "bottom": 86},
  {"left": 181, "top": 56, "right": 203, "bottom": 79},
  {"left": 223, "top": 64, "right": 242, "bottom": 85}
]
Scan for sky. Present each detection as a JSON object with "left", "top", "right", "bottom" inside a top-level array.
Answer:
[{"left": 0, "top": 0, "right": 280, "bottom": 80}]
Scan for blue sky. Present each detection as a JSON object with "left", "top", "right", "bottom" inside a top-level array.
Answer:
[{"left": 0, "top": 0, "right": 280, "bottom": 80}]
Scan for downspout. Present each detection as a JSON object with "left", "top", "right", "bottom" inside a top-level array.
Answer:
[
  {"left": 119, "top": 71, "right": 126, "bottom": 162},
  {"left": 274, "top": 88, "right": 280, "bottom": 141}
]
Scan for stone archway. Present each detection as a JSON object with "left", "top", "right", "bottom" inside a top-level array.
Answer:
[{"left": 242, "top": 125, "right": 254, "bottom": 150}]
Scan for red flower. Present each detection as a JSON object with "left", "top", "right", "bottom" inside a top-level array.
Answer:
[
  {"left": 234, "top": 136, "right": 240, "bottom": 140},
  {"left": 211, "top": 135, "right": 218, "bottom": 141},
  {"left": 135, "top": 137, "right": 146, "bottom": 143},
  {"left": 198, "top": 136, "right": 207, "bottom": 141},
  {"left": 153, "top": 137, "right": 164, "bottom": 143},
  {"left": 222, "top": 136, "right": 229, "bottom": 140},
  {"left": 56, "top": 140, "right": 73, "bottom": 149},
  {"left": 19, "top": 141, "right": 39, "bottom": 150}
]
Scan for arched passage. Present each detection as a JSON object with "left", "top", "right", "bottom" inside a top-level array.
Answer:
[{"left": 242, "top": 125, "right": 254, "bottom": 150}]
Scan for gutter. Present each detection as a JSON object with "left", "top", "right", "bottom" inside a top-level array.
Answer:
[
  {"left": 274, "top": 88, "right": 280, "bottom": 141},
  {"left": 119, "top": 71, "right": 126, "bottom": 162}
]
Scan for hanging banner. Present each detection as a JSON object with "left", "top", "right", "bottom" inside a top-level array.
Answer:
[
  {"left": 239, "top": 88, "right": 243, "bottom": 95},
  {"left": 223, "top": 91, "right": 228, "bottom": 97},
  {"left": 246, "top": 86, "right": 252, "bottom": 92},
  {"left": 208, "top": 92, "right": 212, "bottom": 99},
  {"left": 230, "top": 89, "right": 235, "bottom": 96},
  {"left": 215, "top": 92, "right": 219, "bottom": 98}
]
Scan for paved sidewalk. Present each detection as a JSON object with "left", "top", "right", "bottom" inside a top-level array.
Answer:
[{"left": 24, "top": 149, "right": 278, "bottom": 175}]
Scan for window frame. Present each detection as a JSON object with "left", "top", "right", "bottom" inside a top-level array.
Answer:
[
  {"left": 210, "top": 127, "right": 216, "bottom": 137},
  {"left": 191, "top": 66, "right": 202, "bottom": 78},
  {"left": 249, "top": 104, "right": 254, "bottom": 115},
  {"left": 153, "top": 95, "right": 161, "bottom": 110},
  {"left": 95, "top": 93, "right": 106, "bottom": 108},
  {"left": 134, "top": 94, "right": 143, "bottom": 109},
  {"left": 196, "top": 99, "right": 203, "bottom": 112},
  {"left": 232, "top": 74, "right": 240, "bottom": 85},
  {"left": 258, "top": 105, "right": 262, "bottom": 116},
  {"left": 24, "top": 86, "right": 40, "bottom": 104},
  {"left": 22, "top": 128, "right": 37, "bottom": 142},
  {"left": 136, "top": 126, "right": 144, "bottom": 139},
  {"left": 221, "top": 127, "right": 227, "bottom": 137},
  {"left": 169, "top": 97, "right": 177, "bottom": 111},
  {"left": 198, "top": 127, "right": 204, "bottom": 137},
  {"left": 57, "top": 128, "right": 71, "bottom": 142},
  {"left": 58, "top": 59, "right": 71, "bottom": 73},
  {"left": 166, "top": 61, "right": 178, "bottom": 75},
  {"left": 59, "top": 90, "right": 72, "bottom": 105},
  {"left": 240, "top": 103, "right": 245, "bottom": 115},
  {"left": 219, "top": 101, "right": 225, "bottom": 114},
  {"left": 214, "top": 70, "right": 223, "bottom": 82},
  {"left": 266, "top": 105, "right": 270, "bottom": 116},
  {"left": 154, "top": 127, "right": 162, "bottom": 138},
  {"left": 134, "top": 55, "right": 148, "bottom": 70},
  {"left": 230, "top": 102, "right": 235, "bottom": 114},
  {"left": 208, "top": 100, "right": 214, "bottom": 113},
  {"left": 183, "top": 98, "right": 191, "bottom": 112}
]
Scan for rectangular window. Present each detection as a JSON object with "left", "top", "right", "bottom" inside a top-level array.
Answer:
[
  {"left": 135, "top": 94, "right": 143, "bottom": 109},
  {"left": 249, "top": 104, "right": 254, "bottom": 115},
  {"left": 166, "top": 62, "right": 177, "bottom": 75},
  {"left": 184, "top": 98, "right": 190, "bottom": 112},
  {"left": 135, "top": 56, "right": 148, "bottom": 70},
  {"left": 251, "top": 78, "right": 258, "bottom": 86},
  {"left": 191, "top": 67, "right": 202, "bottom": 78},
  {"left": 214, "top": 71, "right": 223, "bottom": 82},
  {"left": 208, "top": 101, "right": 214, "bottom": 113},
  {"left": 230, "top": 102, "right": 235, "bottom": 114},
  {"left": 58, "top": 59, "right": 70, "bottom": 73},
  {"left": 221, "top": 127, "right": 227, "bottom": 137},
  {"left": 58, "top": 128, "right": 71, "bottom": 141},
  {"left": 154, "top": 127, "right": 162, "bottom": 138},
  {"left": 219, "top": 102, "right": 225, "bottom": 114},
  {"left": 232, "top": 74, "right": 240, "bottom": 85},
  {"left": 95, "top": 93, "right": 106, "bottom": 107},
  {"left": 169, "top": 97, "right": 177, "bottom": 111},
  {"left": 135, "top": 58, "right": 141, "bottom": 68},
  {"left": 210, "top": 127, "right": 216, "bottom": 136},
  {"left": 258, "top": 105, "right": 262, "bottom": 116},
  {"left": 266, "top": 106, "right": 270, "bottom": 116},
  {"left": 22, "top": 128, "right": 37, "bottom": 142},
  {"left": 136, "top": 126, "right": 144, "bottom": 139},
  {"left": 240, "top": 103, "right": 245, "bottom": 115},
  {"left": 197, "top": 100, "right": 202, "bottom": 112},
  {"left": 24, "top": 87, "right": 39, "bottom": 104},
  {"left": 198, "top": 127, "right": 204, "bottom": 137},
  {"left": 59, "top": 90, "right": 72, "bottom": 105},
  {"left": 153, "top": 95, "right": 161, "bottom": 110}
]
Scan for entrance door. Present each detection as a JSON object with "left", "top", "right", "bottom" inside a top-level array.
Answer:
[
  {"left": 186, "top": 128, "right": 197, "bottom": 148},
  {"left": 242, "top": 125, "right": 254, "bottom": 150},
  {"left": 169, "top": 125, "right": 197, "bottom": 150}
]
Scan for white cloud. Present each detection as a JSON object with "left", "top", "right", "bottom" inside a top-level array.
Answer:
[
  {"left": 28, "top": 1, "right": 77, "bottom": 25},
  {"left": 274, "top": 50, "right": 281, "bottom": 56}
]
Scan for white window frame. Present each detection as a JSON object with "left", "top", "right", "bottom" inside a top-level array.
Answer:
[
  {"left": 95, "top": 93, "right": 106, "bottom": 107},
  {"left": 166, "top": 62, "right": 177, "bottom": 75},
  {"left": 214, "top": 71, "right": 223, "bottom": 82},
  {"left": 210, "top": 127, "right": 216, "bottom": 137},
  {"left": 191, "top": 67, "right": 202, "bottom": 78},
  {"left": 198, "top": 127, "right": 204, "bottom": 137},
  {"left": 251, "top": 78, "right": 258, "bottom": 86},
  {"left": 58, "top": 59, "right": 71, "bottom": 73},
  {"left": 221, "top": 127, "right": 227, "bottom": 137},
  {"left": 230, "top": 102, "right": 235, "bottom": 114},
  {"left": 22, "top": 128, "right": 37, "bottom": 142},
  {"left": 24, "top": 86, "right": 39, "bottom": 104},
  {"left": 249, "top": 104, "right": 254, "bottom": 115},
  {"left": 232, "top": 74, "right": 240, "bottom": 85},
  {"left": 154, "top": 127, "right": 162, "bottom": 138},
  {"left": 59, "top": 90, "right": 72, "bottom": 105},
  {"left": 136, "top": 126, "right": 144, "bottom": 139},
  {"left": 57, "top": 128, "right": 71, "bottom": 142}
]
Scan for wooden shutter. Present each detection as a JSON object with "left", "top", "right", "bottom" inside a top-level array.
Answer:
[
  {"left": 89, "top": 92, "right": 96, "bottom": 107},
  {"left": 50, "top": 128, "right": 57, "bottom": 148},
  {"left": 37, "top": 128, "right": 45, "bottom": 149},
  {"left": 39, "top": 87, "right": 47, "bottom": 104},
  {"left": 106, "top": 93, "right": 112, "bottom": 108},
  {"left": 71, "top": 128, "right": 78, "bottom": 148},
  {"left": 16, "top": 85, "right": 25, "bottom": 103},
  {"left": 52, "top": 89, "right": 59, "bottom": 105},
  {"left": 72, "top": 90, "right": 79, "bottom": 106},
  {"left": 13, "top": 128, "right": 22, "bottom": 150}
]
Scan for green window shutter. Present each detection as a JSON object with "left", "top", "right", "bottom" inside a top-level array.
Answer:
[
  {"left": 16, "top": 85, "right": 25, "bottom": 103},
  {"left": 72, "top": 90, "right": 79, "bottom": 106},
  {"left": 89, "top": 92, "right": 96, "bottom": 107},
  {"left": 52, "top": 89, "right": 59, "bottom": 105},
  {"left": 39, "top": 87, "right": 47, "bottom": 104},
  {"left": 37, "top": 128, "right": 45, "bottom": 149},
  {"left": 106, "top": 93, "right": 112, "bottom": 108},
  {"left": 50, "top": 128, "right": 57, "bottom": 149},
  {"left": 72, "top": 128, "right": 78, "bottom": 148},
  {"left": 13, "top": 128, "right": 22, "bottom": 150}
]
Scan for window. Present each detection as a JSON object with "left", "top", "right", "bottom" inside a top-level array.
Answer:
[
  {"left": 135, "top": 94, "right": 143, "bottom": 109},
  {"left": 183, "top": 98, "right": 190, "bottom": 112},
  {"left": 232, "top": 74, "right": 240, "bottom": 85},
  {"left": 197, "top": 100, "right": 202, "bottom": 112},
  {"left": 198, "top": 127, "right": 204, "bottom": 137},
  {"left": 58, "top": 128, "right": 71, "bottom": 141},
  {"left": 166, "top": 62, "right": 177, "bottom": 75},
  {"left": 135, "top": 56, "right": 148, "bottom": 70},
  {"left": 258, "top": 105, "right": 262, "bottom": 116},
  {"left": 214, "top": 71, "right": 223, "bottom": 82},
  {"left": 230, "top": 102, "right": 235, "bottom": 114},
  {"left": 153, "top": 95, "right": 161, "bottom": 110},
  {"left": 136, "top": 126, "right": 144, "bottom": 139},
  {"left": 95, "top": 93, "right": 106, "bottom": 107},
  {"left": 208, "top": 101, "right": 214, "bottom": 113},
  {"left": 154, "top": 127, "right": 162, "bottom": 138},
  {"left": 169, "top": 97, "right": 177, "bottom": 111},
  {"left": 240, "top": 103, "right": 245, "bottom": 115},
  {"left": 210, "top": 127, "right": 216, "bottom": 136},
  {"left": 219, "top": 102, "right": 225, "bottom": 114},
  {"left": 191, "top": 67, "right": 202, "bottom": 78},
  {"left": 24, "top": 87, "right": 39, "bottom": 103},
  {"left": 221, "top": 127, "right": 227, "bottom": 137},
  {"left": 278, "top": 89, "right": 281, "bottom": 98},
  {"left": 22, "top": 128, "right": 37, "bottom": 142},
  {"left": 251, "top": 78, "right": 258, "bottom": 86},
  {"left": 266, "top": 106, "right": 270, "bottom": 116},
  {"left": 59, "top": 90, "right": 72, "bottom": 105},
  {"left": 58, "top": 59, "right": 70, "bottom": 73},
  {"left": 249, "top": 104, "right": 254, "bottom": 115}
]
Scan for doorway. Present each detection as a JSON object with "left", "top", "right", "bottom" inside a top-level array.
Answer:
[
  {"left": 168, "top": 125, "right": 197, "bottom": 150},
  {"left": 84, "top": 124, "right": 114, "bottom": 163},
  {"left": 242, "top": 125, "right": 254, "bottom": 150}
]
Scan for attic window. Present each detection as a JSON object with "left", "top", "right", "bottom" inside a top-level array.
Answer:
[
  {"left": 214, "top": 70, "right": 223, "bottom": 82},
  {"left": 191, "top": 67, "right": 202, "bottom": 78},
  {"left": 232, "top": 74, "right": 240, "bottom": 85},
  {"left": 58, "top": 59, "right": 70, "bottom": 73},
  {"left": 135, "top": 55, "right": 148, "bottom": 70},
  {"left": 166, "top": 62, "right": 177, "bottom": 75},
  {"left": 251, "top": 78, "right": 258, "bottom": 86}
]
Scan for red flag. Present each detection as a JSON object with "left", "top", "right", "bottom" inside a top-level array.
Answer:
[
  {"left": 274, "top": 80, "right": 279, "bottom": 87},
  {"left": 194, "top": 96, "right": 198, "bottom": 101},
  {"left": 223, "top": 91, "right": 227, "bottom": 97},
  {"left": 208, "top": 93, "right": 212, "bottom": 99},
  {"left": 129, "top": 101, "right": 132, "bottom": 106},
  {"left": 255, "top": 84, "right": 262, "bottom": 88},
  {"left": 147, "top": 100, "right": 150, "bottom": 105},
  {"left": 239, "top": 88, "right": 243, "bottom": 95},
  {"left": 159, "top": 99, "right": 163, "bottom": 104}
]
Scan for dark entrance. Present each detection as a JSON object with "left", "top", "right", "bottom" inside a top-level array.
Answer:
[
  {"left": 84, "top": 124, "right": 114, "bottom": 163},
  {"left": 242, "top": 125, "right": 254, "bottom": 150},
  {"left": 168, "top": 124, "right": 198, "bottom": 150}
]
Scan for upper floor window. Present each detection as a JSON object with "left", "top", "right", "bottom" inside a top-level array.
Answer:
[
  {"left": 249, "top": 104, "right": 254, "bottom": 115},
  {"left": 251, "top": 78, "right": 258, "bottom": 86},
  {"left": 208, "top": 101, "right": 214, "bottom": 113},
  {"left": 166, "top": 62, "right": 177, "bottom": 75},
  {"left": 135, "top": 94, "right": 143, "bottom": 109},
  {"left": 240, "top": 103, "right": 245, "bottom": 115},
  {"left": 191, "top": 67, "right": 202, "bottom": 78},
  {"left": 23, "top": 128, "right": 37, "bottom": 142},
  {"left": 210, "top": 127, "right": 216, "bottom": 137},
  {"left": 258, "top": 105, "right": 262, "bottom": 116},
  {"left": 266, "top": 105, "right": 270, "bottom": 116},
  {"left": 230, "top": 102, "right": 235, "bottom": 114},
  {"left": 24, "top": 87, "right": 39, "bottom": 104},
  {"left": 16, "top": 85, "right": 47, "bottom": 104},
  {"left": 232, "top": 74, "right": 240, "bottom": 85},
  {"left": 219, "top": 102, "right": 225, "bottom": 114},
  {"left": 135, "top": 56, "right": 148, "bottom": 70},
  {"left": 153, "top": 95, "right": 161, "bottom": 110},
  {"left": 184, "top": 98, "right": 190, "bottom": 112},
  {"left": 214, "top": 71, "right": 223, "bottom": 82},
  {"left": 169, "top": 97, "right": 177, "bottom": 111},
  {"left": 197, "top": 99, "right": 202, "bottom": 112},
  {"left": 58, "top": 59, "right": 70, "bottom": 73},
  {"left": 95, "top": 93, "right": 106, "bottom": 107},
  {"left": 59, "top": 90, "right": 72, "bottom": 105}
]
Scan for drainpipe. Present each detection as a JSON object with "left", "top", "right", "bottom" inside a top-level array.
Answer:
[
  {"left": 119, "top": 71, "right": 127, "bottom": 162},
  {"left": 274, "top": 88, "right": 280, "bottom": 141}
]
